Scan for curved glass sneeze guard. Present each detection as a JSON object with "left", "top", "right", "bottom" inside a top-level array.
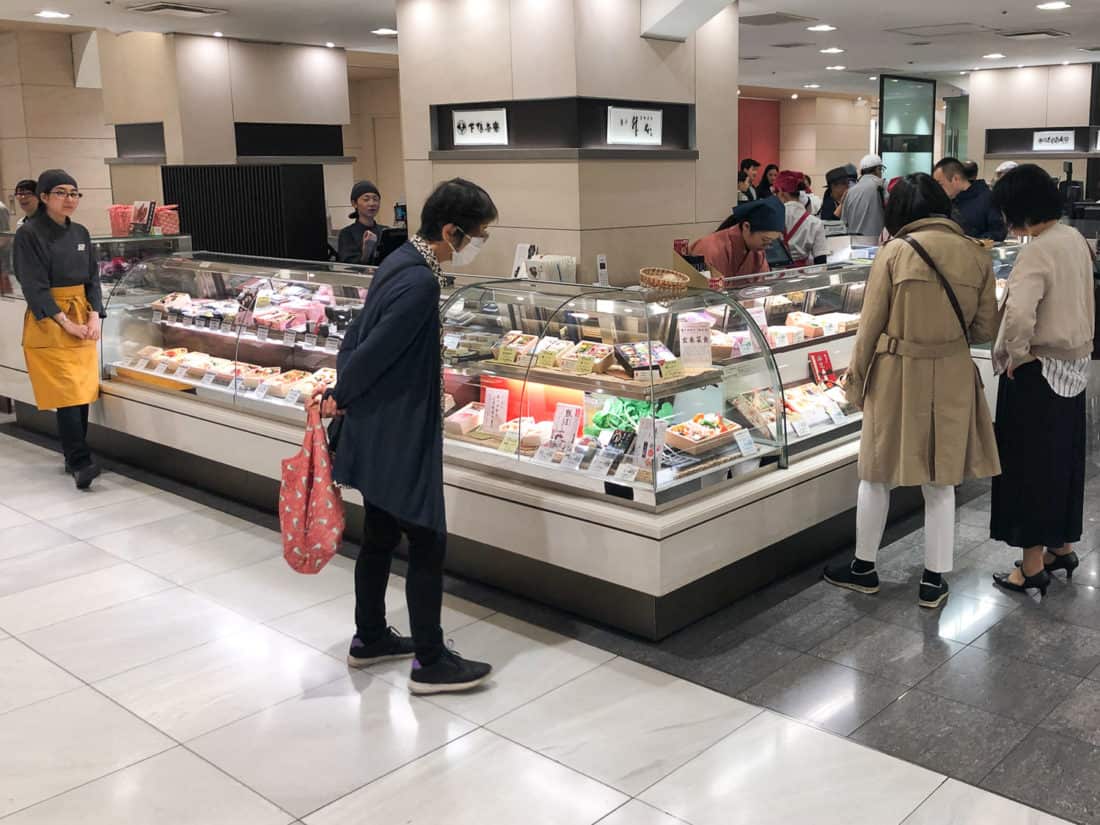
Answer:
[{"left": 439, "top": 281, "right": 787, "bottom": 506}]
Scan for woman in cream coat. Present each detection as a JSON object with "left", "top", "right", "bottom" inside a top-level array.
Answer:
[{"left": 825, "top": 173, "right": 1000, "bottom": 609}]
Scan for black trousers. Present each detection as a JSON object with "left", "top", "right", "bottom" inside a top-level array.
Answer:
[
  {"left": 356, "top": 503, "right": 446, "bottom": 664},
  {"left": 56, "top": 404, "right": 91, "bottom": 470}
]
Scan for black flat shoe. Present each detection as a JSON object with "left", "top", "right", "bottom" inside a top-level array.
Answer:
[
  {"left": 919, "top": 577, "right": 949, "bottom": 609},
  {"left": 72, "top": 462, "right": 101, "bottom": 490},
  {"left": 1015, "top": 552, "right": 1079, "bottom": 579},
  {"left": 993, "top": 568, "right": 1051, "bottom": 597},
  {"left": 823, "top": 560, "right": 880, "bottom": 595}
]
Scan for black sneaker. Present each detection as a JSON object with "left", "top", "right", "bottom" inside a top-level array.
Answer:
[
  {"left": 918, "top": 577, "right": 949, "bottom": 609},
  {"left": 346, "top": 628, "right": 415, "bottom": 668},
  {"left": 409, "top": 648, "right": 492, "bottom": 696},
  {"left": 73, "top": 462, "right": 101, "bottom": 490},
  {"left": 823, "top": 560, "right": 880, "bottom": 594}
]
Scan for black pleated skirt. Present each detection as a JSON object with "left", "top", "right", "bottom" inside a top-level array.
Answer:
[{"left": 991, "top": 360, "right": 1086, "bottom": 549}]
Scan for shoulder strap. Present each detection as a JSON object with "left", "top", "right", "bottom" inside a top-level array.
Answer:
[
  {"left": 902, "top": 235, "right": 968, "bottom": 340},
  {"left": 784, "top": 210, "right": 811, "bottom": 244}
]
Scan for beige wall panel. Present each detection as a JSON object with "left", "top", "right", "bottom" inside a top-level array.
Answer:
[
  {"left": 0, "top": 138, "right": 31, "bottom": 192},
  {"left": 0, "top": 85, "right": 26, "bottom": 138},
  {"left": 779, "top": 98, "right": 817, "bottom": 126},
  {"left": 16, "top": 32, "right": 74, "bottom": 87},
  {"left": 374, "top": 116, "right": 406, "bottom": 202},
  {"left": 579, "top": 222, "right": 714, "bottom": 286},
  {"left": 578, "top": 160, "right": 694, "bottom": 230},
  {"left": 228, "top": 41, "right": 350, "bottom": 125},
  {"left": 348, "top": 80, "right": 363, "bottom": 116},
  {"left": 403, "top": 159, "right": 434, "bottom": 233},
  {"left": 1045, "top": 64, "right": 1092, "bottom": 125},
  {"left": 455, "top": 225, "right": 582, "bottom": 279},
  {"left": 328, "top": 206, "right": 351, "bottom": 234},
  {"left": 396, "top": 0, "right": 514, "bottom": 161},
  {"left": 433, "top": 160, "right": 581, "bottom": 231},
  {"left": 23, "top": 86, "right": 112, "bottom": 140},
  {"left": 509, "top": 0, "right": 578, "bottom": 99},
  {"left": 693, "top": 5, "right": 739, "bottom": 224},
  {"left": 28, "top": 150, "right": 110, "bottom": 190},
  {"left": 780, "top": 123, "right": 816, "bottom": 152},
  {"left": 97, "top": 32, "right": 180, "bottom": 127},
  {"left": 76, "top": 187, "right": 112, "bottom": 235},
  {"left": 815, "top": 97, "right": 869, "bottom": 126},
  {"left": 0, "top": 34, "right": 20, "bottom": 86},
  {"left": 815, "top": 149, "right": 865, "bottom": 173},
  {"left": 358, "top": 118, "right": 379, "bottom": 184},
  {"left": 777, "top": 148, "right": 815, "bottom": 174},
  {"left": 324, "top": 164, "right": 355, "bottom": 211},
  {"left": 109, "top": 164, "right": 164, "bottom": 206},
  {"left": 816, "top": 124, "right": 870, "bottom": 152},
  {"left": 360, "top": 77, "right": 401, "bottom": 116},
  {"left": 343, "top": 119, "right": 362, "bottom": 154},
  {"left": 174, "top": 35, "right": 235, "bottom": 164}
]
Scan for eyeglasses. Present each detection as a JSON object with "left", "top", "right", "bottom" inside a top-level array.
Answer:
[
  {"left": 49, "top": 190, "right": 82, "bottom": 200},
  {"left": 14, "top": 190, "right": 36, "bottom": 197}
]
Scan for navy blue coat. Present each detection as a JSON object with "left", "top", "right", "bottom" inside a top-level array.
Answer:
[
  {"left": 332, "top": 242, "right": 445, "bottom": 533},
  {"left": 952, "top": 180, "right": 1007, "bottom": 242}
]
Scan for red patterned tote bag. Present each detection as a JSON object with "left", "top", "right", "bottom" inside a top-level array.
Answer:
[{"left": 280, "top": 405, "right": 346, "bottom": 573}]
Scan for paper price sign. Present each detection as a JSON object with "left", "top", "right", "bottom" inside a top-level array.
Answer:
[
  {"left": 574, "top": 356, "right": 595, "bottom": 375},
  {"left": 790, "top": 418, "right": 810, "bottom": 438},
  {"left": 829, "top": 408, "right": 848, "bottom": 426},
  {"left": 174, "top": 366, "right": 189, "bottom": 379},
  {"left": 154, "top": 362, "right": 169, "bottom": 375},
  {"left": 182, "top": 315, "right": 195, "bottom": 327},
  {"left": 660, "top": 359, "right": 685, "bottom": 378},
  {"left": 285, "top": 389, "right": 302, "bottom": 404},
  {"left": 304, "top": 334, "right": 318, "bottom": 348},
  {"left": 256, "top": 327, "right": 269, "bottom": 342},
  {"left": 167, "top": 313, "right": 180, "bottom": 325},
  {"left": 734, "top": 429, "right": 758, "bottom": 457},
  {"left": 136, "top": 358, "right": 150, "bottom": 371},
  {"left": 152, "top": 311, "right": 163, "bottom": 324},
  {"left": 561, "top": 445, "right": 587, "bottom": 471},
  {"left": 678, "top": 321, "right": 712, "bottom": 371},
  {"left": 533, "top": 445, "right": 559, "bottom": 465},
  {"left": 496, "top": 347, "right": 519, "bottom": 365},
  {"left": 536, "top": 350, "right": 558, "bottom": 369},
  {"left": 443, "top": 333, "right": 461, "bottom": 351},
  {"left": 588, "top": 448, "right": 621, "bottom": 477},
  {"left": 282, "top": 331, "right": 296, "bottom": 346},
  {"left": 614, "top": 462, "right": 640, "bottom": 483},
  {"left": 325, "top": 337, "right": 341, "bottom": 353},
  {"left": 254, "top": 383, "right": 271, "bottom": 400},
  {"left": 210, "top": 319, "right": 223, "bottom": 332},
  {"left": 497, "top": 431, "right": 520, "bottom": 455},
  {"left": 201, "top": 372, "right": 217, "bottom": 385}
]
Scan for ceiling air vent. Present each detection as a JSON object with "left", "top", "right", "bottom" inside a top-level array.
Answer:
[
  {"left": 1077, "top": 45, "right": 1100, "bottom": 52},
  {"left": 771, "top": 42, "right": 815, "bottom": 49},
  {"left": 1000, "top": 29, "right": 1069, "bottom": 40},
  {"left": 741, "top": 56, "right": 762, "bottom": 61},
  {"left": 127, "top": 2, "right": 226, "bottom": 18},
  {"left": 885, "top": 23, "right": 993, "bottom": 38},
  {"left": 741, "top": 12, "right": 816, "bottom": 26}
]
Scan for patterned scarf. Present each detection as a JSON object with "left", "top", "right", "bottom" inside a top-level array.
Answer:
[{"left": 409, "top": 235, "right": 448, "bottom": 416}]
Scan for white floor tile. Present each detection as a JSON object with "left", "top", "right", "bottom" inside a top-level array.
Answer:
[
  {"left": 95, "top": 624, "right": 348, "bottom": 741},
  {"left": 3, "top": 473, "right": 155, "bottom": 520},
  {"left": 304, "top": 728, "right": 626, "bottom": 825},
  {"left": 0, "top": 503, "right": 32, "bottom": 530},
  {"left": 901, "top": 779, "right": 1073, "bottom": 824},
  {"left": 89, "top": 508, "right": 254, "bottom": 562},
  {"left": 0, "top": 563, "right": 173, "bottom": 634},
  {"left": 491, "top": 657, "right": 761, "bottom": 795},
  {"left": 191, "top": 673, "right": 476, "bottom": 818},
  {"left": 640, "top": 712, "right": 944, "bottom": 825},
  {"left": 135, "top": 529, "right": 284, "bottom": 585},
  {"left": 367, "top": 613, "right": 615, "bottom": 725},
  {"left": 50, "top": 493, "right": 203, "bottom": 540},
  {"left": 597, "top": 801, "right": 689, "bottom": 825},
  {"left": 0, "top": 638, "right": 83, "bottom": 715},
  {"left": 0, "top": 541, "right": 121, "bottom": 597},
  {"left": 0, "top": 746, "right": 293, "bottom": 825},
  {"left": 21, "top": 588, "right": 255, "bottom": 682},
  {"left": 0, "top": 521, "right": 78, "bottom": 561},
  {"left": 269, "top": 582, "right": 494, "bottom": 660},
  {"left": 189, "top": 556, "right": 354, "bottom": 623},
  {"left": 0, "top": 687, "right": 173, "bottom": 818}
]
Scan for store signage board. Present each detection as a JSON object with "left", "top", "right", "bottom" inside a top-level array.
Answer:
[
  {"left": 453, "top": 108, "right": 509, "bottom": 146},
  {"left": 607, "top": 107, "right": 663, "bottom": 146},
  {"left": 676, "top": 320, "right": 711, "bottom": 370},
  {"left": 1033, "top": 130, "right": 1075, "bottom": 151}
]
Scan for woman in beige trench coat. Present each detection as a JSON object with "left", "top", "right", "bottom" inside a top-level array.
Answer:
[{"left": 825, "top": 173, "right": 1000, "bottom": 609}]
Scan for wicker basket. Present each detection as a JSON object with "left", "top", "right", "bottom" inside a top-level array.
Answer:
[{"left": 639, "top": 267, "right": 691, "bottom": 294}]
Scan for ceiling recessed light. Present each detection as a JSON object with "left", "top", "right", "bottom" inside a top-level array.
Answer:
[
  {"left": 807, "top": 24, "right": 836, "bottom": 32},
  {"left": 791, "top": 93, "right": 799, "bottom": 99},
  {"left": 1037, "top": 1, "right": 1071, "bottom": 9},
  {"left": 370, "top": 27, "right": 398, "bottom": 36},
  {"left": 212, "top": 31, "right": 223, "bottom": 37},
  {"left": 1018, "top": 64, "right": 1025, "bottom": 68},
  {"left": 869, "top": 75, "right": 878, "bottom": 80},
  {"left": 737, "top": 88, "right": 741, "bottom": 95},
  {"left": 1063, "top": 60, "right": 1071, "bottom": 64},
  {"left": 959, "top": 70, "right": 968, "bottom": 74},
  {"left": 982, "top": 53, "right": 1006, "bottom": 59},
  {"left": 325, "top": 42, "right": 335, "bottom": 48},
  {"left": 803, "top": 83, "right": 821, "bottom": 88},
  {"left": 820, "top": 47, "right": 845, "bottom": 54},
  {"left": 825, "top": 65, "right": 846, "bottom": 71},
  {"left": 34, "top": 9, "right": 70, "bottom": 18}
]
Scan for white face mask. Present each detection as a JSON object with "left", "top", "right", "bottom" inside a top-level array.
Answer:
[{"left": 449, "top": 230, "right": 486, "bottom": 267}]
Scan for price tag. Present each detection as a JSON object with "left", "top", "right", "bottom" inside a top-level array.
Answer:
[
  {"left": 154, "top": 361, "right": 169, "bottom": 375},
  {"left": 285, "top": 389, "right": 302, "bottom": 405},
  {"left": 443, "top": 333, "right": 462, "bottom": 351},
  {"left": 829, "top": 408, "right": 848, "bottom": 426},
  {"left": 790, "top": 418, "right": 811, "bottom": 438},
  {"left": 181, "top": 315, "right": 194, "bottom": 327},
  {"left": 152, "top": 310, "right": 163, "bottom": 324},
  {"left": 212, "top": 319, "right": 225, "bottom": 333},
  {"left": 735, "top": 429, "right": 758, "bottom": 457},
  {"left": 136, "top": 358, "right": 150, "bottom": 370},
  {"left": 588, "top": 448, "right": 621, "bottom": 477},
  {"left": 256, "top": 326, "right": 269, "bottom": 342},
  {"left": 254, "top": 382, "right": 271, "bottom": 400},
  {"left": 201, "top": 372, "right": 217, "bottom": 385},
  {"left": 496, "top": 347, "right": 519, "bottom": 365},
  {"left": 304, "top": 333, "right": 318, "bottom": 348},
  {"left": 574, "top": 356, "right": 595, "bottom": 376},
  {"left": 660, "top": 359, "right": 685, "bottom": 379},
  {"left": 614, "top": 462, "right": 640, "bottom": 483},
  {"left": 561, "top": 445, "right": 587, "bottom": 471},
  {"left": 536, "top": 350, "right": 558, "bottom": 369},
  {"left": 497, "top": 431, "right": 520, "bottom": 455},
  {"left": 231, "top": 377, "right": 245, "bottom": 393},
  {"left": 199, "top": 261, "right": 212, "bottom": 269},
  {"left": 533, "top": 445, "right": 559, "bottom": 465},
  {"left": 282, "top": 330, "right": 296, "bottom": 346},
  {"left": 325, "top": 337, "right": 341, "bottom": 353},
  {"left": 167, "top": 313, "right": 180, "bottom": 325},
  {"left": 173, "top": 366, "right": 189, "bottom": 379},
  {"left": 822, "top": 319, "right": 839, "bottom": 336}
]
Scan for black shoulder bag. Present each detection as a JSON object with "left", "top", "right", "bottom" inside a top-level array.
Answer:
[{"left": 903, "top": 236, "right": 969, "bottom": 341}]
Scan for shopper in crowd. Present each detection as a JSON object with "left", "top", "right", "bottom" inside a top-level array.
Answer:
[
  {"left": 933, "top": 157, "right": 1007, "bottom": 242},
  {"left": 802, "top": 174, "right": 823, "bottom": 216},
  {"left": 12, "top": 170, "right": 104, "bottom": 490},
  {"left": 962, "top": 160, "right": 980, "bottom": 182},
  {"left": 774, "top": 170, "right": 828, "bottom": 266},
  {"left": 0, "top": 194, "right": 9, "bottom": 232},
  {"left": 13, "top": 180, "right": 38, "bottom": 227},
  {"left": 317, "top": 178, "right": 497, "bottom": 695},
  {"left": 819, "top": 166, "right": 851, "bottom": 221},
  {"left": 989, "top": 165, "right": 1095, "bottom": 597},
  {"left": 689, "top": 197, "right": 784, "bottom": 280},
  {"left": 758, "top": 163, "right": 780, "bottom": 198},
  {"left": 740, "top": 158, "right": 762, "bottom": 201},
  {"left": 824, "top": 173, "right": 1000, "bottom": 608},
  {"left": 843, "top": 154, "right": 889, "bottom": 239},
  {"left": 994, "top": 161, "right": 1018, "bottom": 184},
  {"left": 737, "top": 171, "right": 751, "bottom": 203},
  {"left": 337, "top": 180, "right": 391, "bottom": 266}
]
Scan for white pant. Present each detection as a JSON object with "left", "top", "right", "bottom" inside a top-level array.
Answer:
[{"left": 854, "top": 481, "right": 955, "bottom": 573}]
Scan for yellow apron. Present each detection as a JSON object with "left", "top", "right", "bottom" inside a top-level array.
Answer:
[{"left": 22, "top": 285, "right": 100, "bottom": 410}]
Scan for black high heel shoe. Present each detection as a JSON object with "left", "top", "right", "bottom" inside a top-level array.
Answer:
[
  {"left": 993, "top": 568, "right": 1052, "bottom": 597},
  {"left": 1014, "top": 551, "right": 1080, "bottom": 580}
]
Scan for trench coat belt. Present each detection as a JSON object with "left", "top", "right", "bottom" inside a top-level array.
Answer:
[{"left": 875, "top": 333, "right": 968, "bottom": 359}]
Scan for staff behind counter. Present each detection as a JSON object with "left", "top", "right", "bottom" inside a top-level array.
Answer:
[
  {"left": 689, "top": 197, "right": 786, "bottom": 280},
  {"left": 337, "top": 180, "right": 391, "bottom": 266}
]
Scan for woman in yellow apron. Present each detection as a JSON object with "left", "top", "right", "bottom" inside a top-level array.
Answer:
[{"left": 13, "top": 169, "right": 105, "bottom": 489}]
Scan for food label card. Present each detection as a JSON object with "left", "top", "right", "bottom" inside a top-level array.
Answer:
[
  {"left": 635, "top": 418, "right": 668, "bottom": 469},
  {"left": 678, "top": 321, "right": 713, "bottom": 371},
  {"left": 735, "top": 429, "right": 758, "bottom": 457},
  {"left": 482, "top": 388, "right": 509, "bottom": 436},
  {"left": 549, "top": 403, "right": 583, "bottom": 450}
]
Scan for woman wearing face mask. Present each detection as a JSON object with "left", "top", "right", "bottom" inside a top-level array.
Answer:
[
  {"left": 13, "top": 169, "right": 104, "bottom": 490},
  {"left": 689, "top": 197, "right": 785, "bottom": 281},
  {"left": 315, "top": 178, "right": 498, "bottom": 696}
]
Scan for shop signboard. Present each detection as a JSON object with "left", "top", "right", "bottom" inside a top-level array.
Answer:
[
  {"left": 1033, "top": 130, "right": 1075, "bottom": 151},
  {"left": 607, "top": 106, "right": 663, "bottom": 146},
  {"left": 453, "top": 108, "right": 509, "bottom": 146}
]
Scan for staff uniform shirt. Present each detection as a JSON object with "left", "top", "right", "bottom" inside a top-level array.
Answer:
[
  {"left": 337, "top": 220, "right": 391, "bottom": 266},
  {"left": 12, "top": 211, "right": 104, "bottom": 320},
  {"left": 783, "top": 200, "right": 829, "bottom": 263}
]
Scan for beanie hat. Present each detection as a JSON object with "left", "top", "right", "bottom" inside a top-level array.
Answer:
[
  {"left": 730, "top": 196, "right": 786, "bottom": 234},
  {"left": 773, "top": 170, "right": 805, "bottom": 195},
  {"left": 35, "top": 169, "right": 78, "bottom": 197},
  {"left": 349, "top": 180, "right": 381, "bottom": 218}
]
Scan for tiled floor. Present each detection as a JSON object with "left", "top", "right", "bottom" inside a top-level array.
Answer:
[{"left": 0, "top": 426, "right": 1084, "bottom": 824}]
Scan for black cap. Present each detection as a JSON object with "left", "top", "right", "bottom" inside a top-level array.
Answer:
[
  {"left": 15, "top": 179, "right": 37, "bottom": 194},
  {"left": 36, "top": 169, "right": 78, "bottom": 196},
  {"left": 730, "top": 196, "right": 786, "bottom": 233},
  {"left": 350, "top": 180, "right": 380, "bottom": 203}
]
